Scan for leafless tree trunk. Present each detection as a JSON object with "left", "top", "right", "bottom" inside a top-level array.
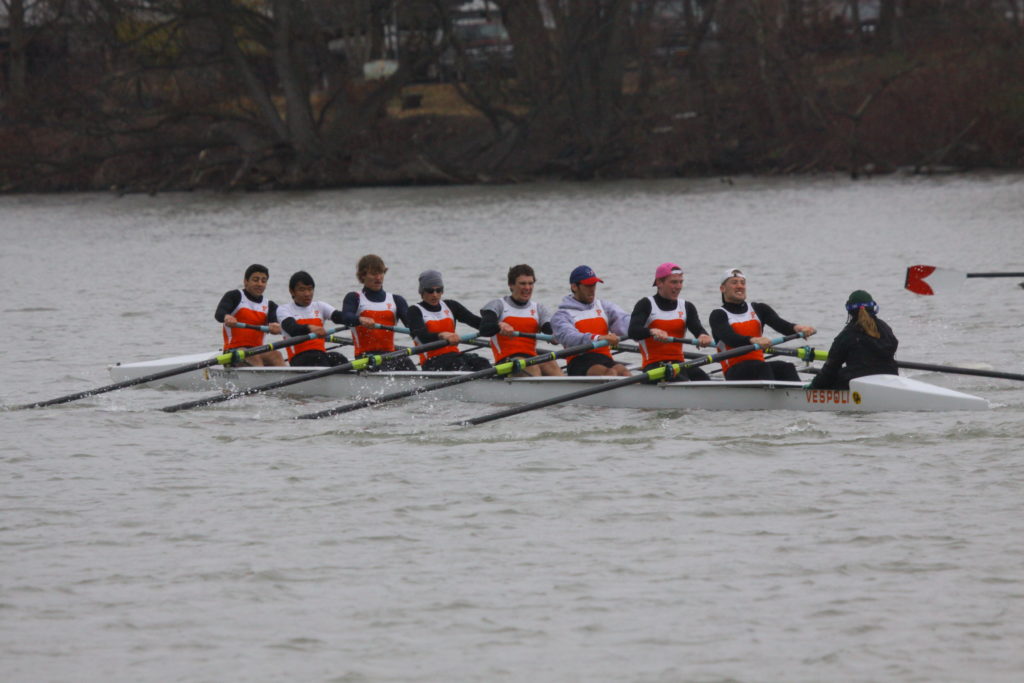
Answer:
[{"left": 3, "top": 0, "right": 28, "bottom": 105}]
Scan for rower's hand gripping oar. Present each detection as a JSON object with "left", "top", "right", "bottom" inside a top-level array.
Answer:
[
  {"left": 295, "top": 340, "right": 611, "bottom": 420},
  {"left": 456, "top": 333, "right": 806, "bottom": 427},
  {"left": 766, "top": 345, "right": 1024, "bottom": 382},
  {"left": 159, "top": 335, "right": 477, "bottom": 413},
  {"left": 7, "top": 326, "right": 348, "bottom": 410}
]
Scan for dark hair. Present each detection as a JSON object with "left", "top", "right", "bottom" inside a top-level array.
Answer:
[
  {"left": 357, "top": 254, "right": 387, "bottom": 280},
  {"left": 244, "top": 263, "right": 269, "bottom": 280},
  {"left": 507, "top": 264, "right": 535, "bottom": 285},
  {"left": 289, "top": 270, "right": 315, "bottom": 290}
]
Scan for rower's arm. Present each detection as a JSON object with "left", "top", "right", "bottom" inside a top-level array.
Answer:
[
  {"left": 447, "top": 299, "right": 482, "bottom": 329},
  {"left": 627, "top": 297, "right": 654, "bottom": 340},
  {"left": 684, "top": 301, "right": 710, "bottom": 338},
  {"left": 339, "top": 291, "right": 362, "bottom": 326},
  {"left": 406, "top": 305, "right": 435, "bottom": 343},
  {"left": 753, "top": 302, "right": 797, "bottom": 336},
  {"left": 393, "top": 294, "right": 411, "bottom": 328},
  {"left": 214, "top": 289, "right": 242, "bottom": 323},
  {"left": 478, "top": 308, "right": 500, "bottom": 337}
]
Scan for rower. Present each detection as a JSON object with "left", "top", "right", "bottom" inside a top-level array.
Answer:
[
  {"left": 808, "top": 290, "right": 899, "bottom": 390},
  {"left": 708, "top": 267, "right": 816, "bottom": 381},
  {"left": 276, "top": 270, "right": 350, "bottom": 367},
  {"left": 628, "top": 262, "right": 713, "bottom": 381},
  {"left": 340, "top": 254, "right": 416, "bottom": 371},
  {"left": 407, "top": 270, "right": 490, "bottom": 371},
  {"left": 214, "top": 263, "right": 285, "bottom": 367},
  {"left": 479, "top": 264, "right": 563, "bottom": 377},
  {"left": 551, "top": 265, "right": 631, "bottom": 377}
]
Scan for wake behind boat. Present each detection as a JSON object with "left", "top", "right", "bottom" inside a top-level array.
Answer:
[{"left": 109, "top": 351, "right": 989, "bottom": 413}]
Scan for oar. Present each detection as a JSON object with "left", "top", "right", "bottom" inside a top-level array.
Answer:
[
  {"left": 500, "top": 331, "right": 555, "bottom": 342},
  {"left": 7, "top": 326, "right": 348, "bottom": 411},
  {"left": 614, "top": 341, "right": 708, "bottom": 359},
  {"left": 370, "top": 322, "right": 559, "bottom": 357},
  {"left": 226, "top": 322, "right": 273, "bottom": 332},
  {"left": 766, "top": 345, "right": 1024, "bottom": 382},
  {"left": 295, "top": 340, "right": 611, "bottom": 419},
  {"left": 905, "top": 265, "right": 1024, "bottom": 295},
  {"left": 159, "top": 335, "right": 475, "bottom": 413},
  {"left": 456, "top": 333, "right": 806, "bottom": 426}
]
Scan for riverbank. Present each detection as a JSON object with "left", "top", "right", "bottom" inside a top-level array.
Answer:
[{"left": 3, "top": 43, "right": 1023, "bottom": 194}]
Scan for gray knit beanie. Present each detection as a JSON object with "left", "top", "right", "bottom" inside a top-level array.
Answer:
[{"left": 418, "top": 269, "right": 444, "bottom": 292}]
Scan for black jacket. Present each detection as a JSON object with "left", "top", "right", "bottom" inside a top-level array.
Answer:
[{"left": 809, "top": 316, "right": 899, "bottom": 390}]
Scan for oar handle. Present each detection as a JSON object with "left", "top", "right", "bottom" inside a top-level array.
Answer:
[
  {"left": 366, "top": 322, "right": 411, "bottom": 334},
  {"left": 502, "top": 331, "right": 555, "bottom": 342},
  {"left": 369, "top": 322, "right": 487, "bottom": 347},
  {"left": 650, "top": 336, "right": 711, "bottom": 346},
  {"left": 226, "top": 322, "right": 272, "bottom": 332}
]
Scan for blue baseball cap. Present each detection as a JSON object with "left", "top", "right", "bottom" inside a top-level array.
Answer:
[{"left": 569, "top": 265, "right": 604, "bottom": 285}]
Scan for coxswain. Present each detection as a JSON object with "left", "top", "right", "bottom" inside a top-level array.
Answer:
[
  {"left": 551, "top": 265, "right": 631, "bottom": 377},
  {"left": 340, "top": 254, "right": 416, "bottom": 371},
  {"left": 708, "top": 267, "right": 816, "bottom": 381},
  {"left": 808, "top": 290, "right": 899, "bottom": 390},
  {"left": 276, "top": 270, "right": 350, "bottom": 367},
  {"left": 479, "top": 264, "right": 562, "bottom": 377},
  {"left": 214, "top": 263, "right": 285, "bottom": 367},
  {"left": 407, "top": 270, "right": 491, "bottom": 371},
  {"left": 628, "top": 262, "right": 714, "bottom": 381}
]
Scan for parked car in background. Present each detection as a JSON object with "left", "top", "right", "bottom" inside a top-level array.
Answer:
[{"left": 439, "top": 16, "right": 515, "bottom": 81}]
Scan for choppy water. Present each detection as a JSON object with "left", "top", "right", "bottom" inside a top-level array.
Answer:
[{"left": 2, "top": 174, "right": 1023, "bottom": 682}]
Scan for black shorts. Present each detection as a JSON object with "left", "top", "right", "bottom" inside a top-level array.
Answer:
[
  {"left": 290, "top": 350, "right": 350, "bottom": 367},
  {"left": 422, "top": 352, "right": 492, "bottom": 372},
  {"left": 566, "top": 352, "right": 623, "bottom": 377},
  {"left": 358, "top": 351, "right": 416, "bottom": 372},
  {"left": 724, "top": 359, "right": 799, "bottom": 382}
]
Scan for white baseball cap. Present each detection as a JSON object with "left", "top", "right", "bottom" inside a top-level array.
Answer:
[{"left": 721, "top": 267, "right": 745, "bottom": 284}]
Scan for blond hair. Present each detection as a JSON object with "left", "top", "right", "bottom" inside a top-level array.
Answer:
[{"left": 855, "top": 307, "right": 880, "bottom": 338}]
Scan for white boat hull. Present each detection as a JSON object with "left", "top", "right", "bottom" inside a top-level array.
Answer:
[{"left": 108, "top": 352, "right": 990, "bottom": 412}]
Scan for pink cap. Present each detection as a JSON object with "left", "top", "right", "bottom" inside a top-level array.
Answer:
[{"left": 652, "top": 262, "right": 683, "bottom": 286}]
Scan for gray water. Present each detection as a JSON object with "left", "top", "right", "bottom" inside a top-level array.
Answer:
[{"left": 2, "top": 175, "right": 1022, "bottom": 682}]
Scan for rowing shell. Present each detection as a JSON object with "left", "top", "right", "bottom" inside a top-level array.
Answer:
[{"left": 108, "top": 352, "right": 989, "bottom": 412}]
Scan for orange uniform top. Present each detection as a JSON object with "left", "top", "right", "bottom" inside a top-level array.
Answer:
[
  {"left": 483, "top": 296, "right": 550, "bottom": 362},
  {"left": 715, "top": 306, "right": 765, "bottom": 372},
  {"left": 411, "top": 302, "right": 459, "bottom": 365},
  {"left": 351, "top": 291, "right": 398, "bottom": 356},
  {"left": 221, "top": 289, "right": 271, "bottom": 351},
  {"left": 276, "top": 300, "right": 335, "bottom": 360},
  {"left": 637, "top": 296, "right": 687, "bottom": 366}
]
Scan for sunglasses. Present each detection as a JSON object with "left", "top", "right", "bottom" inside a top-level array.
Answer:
[{"left": 422, "top": 287, "right": 444, "bottom": 294}]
